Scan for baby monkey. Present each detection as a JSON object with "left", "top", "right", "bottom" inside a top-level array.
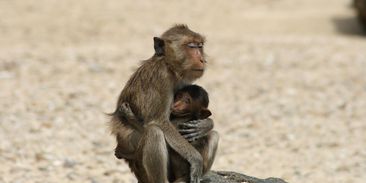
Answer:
[{"left": 117, "top": 85, "right": 219, "bottom": 182}]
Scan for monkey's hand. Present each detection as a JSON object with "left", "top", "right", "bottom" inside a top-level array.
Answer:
[
  {"left": 190, "top": 163, "right": 202, "bottom": 183},
  {"left": 178, "top": 118, "right": 214, "bottom": 142},
  {"left": 119, "top": 102, "right": 136, "bottom": 120}
]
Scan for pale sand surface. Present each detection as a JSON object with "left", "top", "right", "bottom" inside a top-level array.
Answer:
[{"left": 0, "top": 0, "right": 366, "bottom": 182}]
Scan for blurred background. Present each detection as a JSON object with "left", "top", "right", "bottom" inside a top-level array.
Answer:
[{"left": 1, "top": 0, "right": 366, "bottom": 182}]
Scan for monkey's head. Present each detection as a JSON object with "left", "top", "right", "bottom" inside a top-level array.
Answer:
[
  {"left": 171, "top": 85, "right": 211, "bottom": 119},
  {"left": 154, "top": 25, "right": 206, "bottom": 82}
]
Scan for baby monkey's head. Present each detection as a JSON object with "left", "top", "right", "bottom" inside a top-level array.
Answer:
[{"left": 171, "top": 85, "right": 211, "bottom": 119}]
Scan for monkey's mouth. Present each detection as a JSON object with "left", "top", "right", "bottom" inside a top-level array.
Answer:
[
  {"left": 191, "top": 69, "right": 204, "bottom": 72},
  {"left": 170, "top": 111, "right": 191, "bottom": 118}
]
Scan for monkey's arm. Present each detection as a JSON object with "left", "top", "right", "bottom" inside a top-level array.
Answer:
[
  {"left": 118, "top": 102, "right": 144, "bottom": 132},
  {"left": 178, "top": 118, "right": 214, "bottom": 142}
]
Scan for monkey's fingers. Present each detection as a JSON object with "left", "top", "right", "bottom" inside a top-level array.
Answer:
[
  {"left": 190, "top": 167, "right": 202, "bottom": 183},
  {"left": 181, "top": 126, "right": 210, "bottom": 134},
  {"left": 187, "top": 132, "right": 208, "bottom": 142},
  {"left": 119, "top": 102, "right": 136, "bottom": 118},
  {"left": 194, "top": 119, "right": 214, "bottom": 130},
  {"left": 179, "top": 122, "right": 202, "bottom": 129},
  {"left": 191, "top": 177, "right": 200, "bottom": 183},
  {"left": 179, "top": 124, "right": 210, "bottom": 135},
  {"left": 178, "top": 124, "right": 198, "bottom": 131},
  {"left": 184, "top": 119, "right": 213, "bottom": 130},
  {"left": 182, "top": 132, "right": 198, "bottom": 138},
  {"left": 119, "top": 103, "right": 129, "bottom": 112},
  {"left": 178, "top": 128, "right": 198, "bottom": 133},
  {"left": 185, "top": 120, "right": 201, "bottom": 125},
  {"left": 183, "top": 131, "right": 206, "bottom": 141},
  {"left": 120, "top": 102, "right": 130, "bottom": 109}
]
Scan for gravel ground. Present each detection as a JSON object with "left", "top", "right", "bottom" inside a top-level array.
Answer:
[{"left": 0, "top": 0, "right": 365, "bottom": 183}]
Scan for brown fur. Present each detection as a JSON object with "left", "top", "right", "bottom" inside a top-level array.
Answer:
[
  {"left": 116, "top": 85, "right": 219, "bottom": 182},
  {"left": 168, "top": 85, "right": 219, "bottom": 182},
  {"left": 110, "top": 25, "right": 207, "bottom": 183}
]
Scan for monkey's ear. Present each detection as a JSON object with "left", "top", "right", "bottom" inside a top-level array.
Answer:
[
  {"left": 200, "top": 108, "right": 212, "bottom": 119},
  {"left": 153, "top": 37, "right": 165, "bottom": 56}
]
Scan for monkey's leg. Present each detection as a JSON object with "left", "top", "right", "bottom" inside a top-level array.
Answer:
[
  {"left": 169, "top": 149, "right": 190, "bottom": 183},
  {"left": 114, "top": 131, "right": 141, "bottom": 160},
  {"left": 113, "top": 103, "right": 143, "bottom": 160},
  {"left": 160, "top": 121, "right": 203, "bottom": 183},
  {"left": 195, "top": 130, "right": 219, "bottom": 174},
  {"left": 138, "top": 124, "right": 169, "bottom": 183},
  {"left": 170, "top": 130, "right": 219, "bottom": 182}
]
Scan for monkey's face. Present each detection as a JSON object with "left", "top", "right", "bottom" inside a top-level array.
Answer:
[
  {"left": 154, "top": 25, "right": 207, "bottom": 82},
  {"left": 171, "top": 91, "right": 212, "bottom": 119},
  {"left": 181, "top": 40, "right": 206, "bottom": 82},
  {"left": 171, "top": 92, "right": 193, "bottom": 117}
]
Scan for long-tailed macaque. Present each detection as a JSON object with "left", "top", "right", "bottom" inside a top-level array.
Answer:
[
  {"left": 110, "top": 25, "right": 211, "bottom": 183},
  {"left": 116, "top": 85, "right": 219, "bottom": 182}
]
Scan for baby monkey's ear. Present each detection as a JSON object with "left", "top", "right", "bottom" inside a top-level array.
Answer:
[{"left": 199, "top": 108, "right": 212, "bottom": 119}]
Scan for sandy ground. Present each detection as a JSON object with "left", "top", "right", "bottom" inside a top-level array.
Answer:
[{"left": 1, "top": 0, "right": 366, "bottom": 182}]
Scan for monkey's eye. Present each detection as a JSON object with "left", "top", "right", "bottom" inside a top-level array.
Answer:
[
  {"left": 187, "top": 43, "right": 203, "bottom": 49},
  {"left": 197, "top": 42, "right": 203, "bottom": 48},
  {"left": 183, "top": 97, "right": 191, "bottom": 104},
  {"left": 187, "top": 43, "right": 197, "bottom": 48}
]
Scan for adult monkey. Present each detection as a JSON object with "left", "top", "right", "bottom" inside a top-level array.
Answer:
[
  {"left": 116, "top": 85, "right": 219, "bottom": 182},
  {"left": 110, "top": 25, "right": 210, "bottom": 183}
]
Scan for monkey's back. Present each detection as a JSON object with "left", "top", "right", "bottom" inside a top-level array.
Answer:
[{"left": 114, "top": 59, "right": 175, "bottom": 123}]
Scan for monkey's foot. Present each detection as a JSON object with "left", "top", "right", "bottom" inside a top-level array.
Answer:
[{"left": 119, "top": 102, "right": 135, "bottom": 119}]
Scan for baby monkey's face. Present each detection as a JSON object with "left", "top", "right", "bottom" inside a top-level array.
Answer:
[{"left": 171, "top": 91, "right": 211, "bottom": 119}]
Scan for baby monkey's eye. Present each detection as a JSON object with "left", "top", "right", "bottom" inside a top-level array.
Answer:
[
  {"left": 184, "top": 97, "right": 191, "bottom": 104},
  {"left": 187, "top": 42, "right": 203, "bottom": 49}
]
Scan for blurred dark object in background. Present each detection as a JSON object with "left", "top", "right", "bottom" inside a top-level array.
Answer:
[{"left": 354, "top": 0, "right": 366, "bottom": 28}]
